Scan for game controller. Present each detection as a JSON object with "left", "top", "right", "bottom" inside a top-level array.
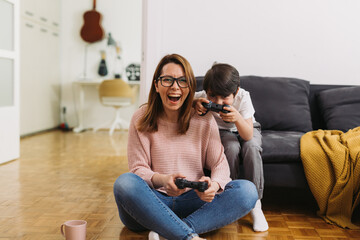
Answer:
[
  {"left": 200, "top": 101, "right": 230, "bottom": 116},
  {"left": 175, "top": 178, "right": 208, "bottom": 192}
]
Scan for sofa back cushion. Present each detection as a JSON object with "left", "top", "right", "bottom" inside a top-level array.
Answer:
[
  {"left": 241, "top": 76, "right": 312, "bottom": 132},
  {"left": 317, "top": 86, "right": 360, "bottom": 132},
  {"left": 196, "top": 76, "right": 205, "bottom": 92}
]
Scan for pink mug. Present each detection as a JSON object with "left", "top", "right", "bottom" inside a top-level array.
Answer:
[{"left": 60, "top": 220, "right": 87, "bottom": 240}]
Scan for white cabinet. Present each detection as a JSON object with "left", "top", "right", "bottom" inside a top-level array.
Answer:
[
  {"left": 21, "top": 0, "right": 60, "bottom": 29},
  {"left": 20, "top": 0, "right": 61, "bottom": 135}
]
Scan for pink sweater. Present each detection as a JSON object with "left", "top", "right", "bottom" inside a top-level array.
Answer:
[{"left": 127, "top": 106, "right": 231, "bottom": 192}]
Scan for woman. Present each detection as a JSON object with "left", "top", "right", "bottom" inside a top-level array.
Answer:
[{"left": 113, "top": 54, "right": 258, "bottom": 240}]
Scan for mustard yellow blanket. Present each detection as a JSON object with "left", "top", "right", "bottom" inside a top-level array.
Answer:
[{"left": 300, "top": 127, "right": 360, "bottom": 229}]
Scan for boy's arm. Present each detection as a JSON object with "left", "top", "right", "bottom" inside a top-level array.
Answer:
[
  {"left": 193, "top": 98, "right": 210, "bottom": 115},
  {"left": 193, "top": 90, "right": 207, "bottom": 105},
  {"left": 225, "top": 90, "right": 255, "bottom": 141},
  {"left": 192, "top": 98, "right": 199, "bottom": 108},
  {"left": 235, "top": 116, "right": 254, "bottom": 141},
  {"left": 220, "top": 106, "right": 254, "bottom": 141}
]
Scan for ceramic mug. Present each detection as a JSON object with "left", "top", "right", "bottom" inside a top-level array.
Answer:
[{"left": 60, "top": 220, "right": 87, "bottom": 240}]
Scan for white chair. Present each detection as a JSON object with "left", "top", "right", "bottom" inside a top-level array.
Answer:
[{"left": 93, "top": 79, "right": 136, "bottom": 135}]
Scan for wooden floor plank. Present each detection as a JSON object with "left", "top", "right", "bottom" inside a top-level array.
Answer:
[{"left": 0, "top": 130, "right": 359, "bottom": 240}]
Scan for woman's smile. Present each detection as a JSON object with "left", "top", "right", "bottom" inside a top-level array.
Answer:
[{"left": 167, "top": 93, "right": 181, "bottom": 103}]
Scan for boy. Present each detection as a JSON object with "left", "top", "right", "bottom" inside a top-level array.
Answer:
[{"left": 194, "top": 63, "right": 268, "bottom": 232}]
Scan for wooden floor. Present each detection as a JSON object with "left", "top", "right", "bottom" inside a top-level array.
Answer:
[{"left": 0, "top": 130, "right": 359, "bottom": 240}]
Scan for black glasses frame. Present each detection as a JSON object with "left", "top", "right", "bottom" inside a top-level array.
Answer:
[{"left": 157, "top": 76, "right": 189, "bottom": 88}]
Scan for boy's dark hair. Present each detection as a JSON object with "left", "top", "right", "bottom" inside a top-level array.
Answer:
[{"left": 203, "top": 63, "right": 240, "bottom": 97}]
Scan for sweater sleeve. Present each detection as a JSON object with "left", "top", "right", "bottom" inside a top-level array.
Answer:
[
  {"left": 127, "top": 108, "right": 156, "bottom": 188},
  {"left": 204, "top": 116, "right": 231, "bottom": 191}
]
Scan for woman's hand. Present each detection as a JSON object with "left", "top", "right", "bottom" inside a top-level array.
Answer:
[
  {"left": 195, "top": 176, "right": 220, "bottom": 202},
  {"left": 194, "top": 98, "right": 210, "bottom": 115},
  {"left": 152, "top": 173, "right": 187, "bottom": 196}
]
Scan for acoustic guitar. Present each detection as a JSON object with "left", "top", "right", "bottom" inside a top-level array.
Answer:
[{"left": 80, "top": 0, "right": 104, "bottom": 43}]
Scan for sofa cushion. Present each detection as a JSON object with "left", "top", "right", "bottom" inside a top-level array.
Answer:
[
  {"left": 261, "top": 130, "right": 304, "bottom": 163},
  {"left": 196, "top": 76, "right": 205, "bottom": 92},
  {"left": 241, "top": 76, "right": 312, "bottom": 132},
  {"left": 317, "top": 86, "right": 360, "bottom": 132}
]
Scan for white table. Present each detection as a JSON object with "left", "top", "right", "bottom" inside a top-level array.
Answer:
[{"left": 72, "top": 79, "right": 140, "bottom": 133}]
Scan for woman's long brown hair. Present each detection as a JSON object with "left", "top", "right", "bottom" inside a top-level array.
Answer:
[{"left": 137, "top": 54, "right": 196, "bottom": 134}]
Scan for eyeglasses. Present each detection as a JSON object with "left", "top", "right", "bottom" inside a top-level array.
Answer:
[{"left": 157, "top": 76, "right": 189, "bottom": 88}]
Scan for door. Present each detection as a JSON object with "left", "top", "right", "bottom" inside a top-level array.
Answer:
[{"left": 0, "top": 0, "right": 19, "bottom": 164}]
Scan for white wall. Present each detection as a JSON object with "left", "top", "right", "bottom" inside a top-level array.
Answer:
[
  {"left": 60, "top": 0, "right": 142, "bottom": 129},
  {"left": 20, "top": 0, "right": 61, "bottom": 135},
  {"left": 141, "top": 0, "right": 360, "bottom": 104}
]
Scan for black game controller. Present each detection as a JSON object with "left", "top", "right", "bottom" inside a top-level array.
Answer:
[
  {"left": 175, "top": 178, "right": 208, "bottom": 192},
  {"left": 200, "top": 101, "right": 230, "bottom": 116}
]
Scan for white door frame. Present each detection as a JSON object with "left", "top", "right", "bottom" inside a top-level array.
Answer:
[
  {"left": 140, "top": 0, "right": 164, "bottom": 105},
  {"left": 0, "top": 0, "right": 20, "bottom": 164}
]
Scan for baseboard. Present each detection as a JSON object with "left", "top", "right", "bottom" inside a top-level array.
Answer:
[{"left": 20, "top": 127, "right": 59, "bottom": 138}]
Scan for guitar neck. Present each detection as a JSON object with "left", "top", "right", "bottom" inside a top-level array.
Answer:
[{"left": 93, "top": 0, "right": 96, "bottom": 10}]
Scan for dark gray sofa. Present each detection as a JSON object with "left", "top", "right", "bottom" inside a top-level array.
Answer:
[{"left": 196, "top": 76, "right": 360, "bottom": 189}]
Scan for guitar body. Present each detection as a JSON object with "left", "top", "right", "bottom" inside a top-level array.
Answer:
[{"left": 80, "top": 0, "right": 104, "bottom": 43}]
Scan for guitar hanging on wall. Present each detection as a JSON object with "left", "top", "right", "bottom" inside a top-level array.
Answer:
[{"left": 80, "top": 0, "right": 104, "bottom": 43}]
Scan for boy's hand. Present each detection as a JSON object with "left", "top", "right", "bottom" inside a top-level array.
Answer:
[
  {"left": 219, "top": 105, "right": 242, "bottom": 123},
  {"left": 194, "top": 98, "right": 210, "bottom": 115},
  {"left": 220, "top": 106, "right": 254, "bottom": 141},
  {"left": 195, "top": 176, "right": 220, "bottom": 202}
]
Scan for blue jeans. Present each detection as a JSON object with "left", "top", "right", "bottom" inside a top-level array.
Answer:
[{"left": 113, "top": 173, "right": 258, "bottom": 240}]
